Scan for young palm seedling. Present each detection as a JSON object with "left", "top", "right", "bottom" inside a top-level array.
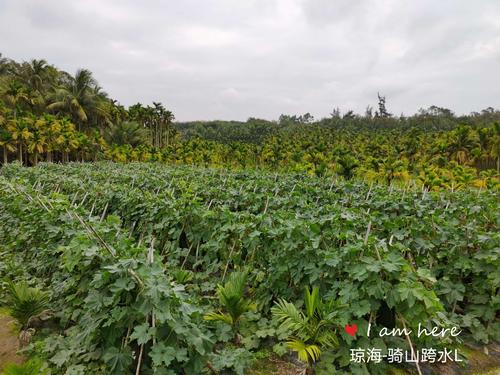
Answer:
[
  {"left": 204, "top": 271, "right": 255, "bottom": 341},
  {"left": 6, "top": 281, "right": 49, "bottom": 347},
  {"left": 272, "top": 286, "right": 339, "bottom": 375}
]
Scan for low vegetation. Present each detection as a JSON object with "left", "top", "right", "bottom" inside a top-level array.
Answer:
[{"left": 0, "top": 162, "right": 498, "bottom": 374}]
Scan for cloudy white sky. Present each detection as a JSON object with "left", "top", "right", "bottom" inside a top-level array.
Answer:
[{"left": 1, "top": 0, "right": 500, "bottom": 121}]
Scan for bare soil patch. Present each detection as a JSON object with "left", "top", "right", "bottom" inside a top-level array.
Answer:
[{"left": 0, "top": 314, "right": 24, "bottom": 372}]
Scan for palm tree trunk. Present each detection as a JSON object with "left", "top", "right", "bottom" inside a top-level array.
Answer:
[
  {"left": 34, "top": 151, "right": 38, "bottom": 166},
  {"left": 156, "top": 123, "right": 159, "bottom": 148},
  {"left": 47, "top": 151, "right": 52, "bottom": 163},
  {"left": 3, "top": 146, "right": 7, "bottom": 165},
  {"left": 18, "top": 143, "right": 23, "bottom": 165}
]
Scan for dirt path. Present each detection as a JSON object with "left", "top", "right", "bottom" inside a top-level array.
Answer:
[{"left": 0, "top": 314, "right": 24, "bottom": 372}]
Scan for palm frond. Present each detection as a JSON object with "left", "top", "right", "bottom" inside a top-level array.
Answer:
[
  {"left": 7, "top": 281, "right": 49, "bottom": 328},
  {"left": 316, "top": 328, "right": 339, "bottom": 349},
  {"left": 203, "top": 311, "right": 233, "bottom": 325},
  {"left": 271, "top": 299, "right": 306, "bottom": 333},
  {"left": 216, "top": 271, "right": 250, "bottom": 325},
  {"left": 304, "top": 286, "right": 319, "bottom": 319},
  {"left": 287, "top": 338, "right": 321, "bottom": 365},
  {"left": 205, "top": 271, "right": 253, "bottom": 328}
]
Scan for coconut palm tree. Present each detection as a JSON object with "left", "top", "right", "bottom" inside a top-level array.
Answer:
[
  {"left": 21, "top": 59, "right": 48, "bottom": 92},
  {"left": 47, "top": 69, "right": 99, "bottom": 132},
  {"left": 3, "top": 81, "right": 31, "bottom": 119},
  {"left": 105, "top": 120, "right": 149, "bottom": 147}
]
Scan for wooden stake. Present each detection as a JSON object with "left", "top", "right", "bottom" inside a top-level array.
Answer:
[
  {"left": 364, "top": 221, "right": 372, "bottom": 246},
  {"left": 401, "top": 317, "right": 423, "bottom": 375}
]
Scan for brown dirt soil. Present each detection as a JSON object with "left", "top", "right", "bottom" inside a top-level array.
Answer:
[
  {"left": 426, "top": 342, "right": 500, "bottom": 375},
  {"left": 0, "top": 314, "right": 24, "bottom": 372},
  {"left": 249, "top": 354, "right": 302, "bottom": 374}
]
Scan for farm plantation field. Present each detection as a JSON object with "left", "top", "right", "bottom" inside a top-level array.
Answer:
[{"left": 0, "top": 162, "right": 498, "bottom": 374}]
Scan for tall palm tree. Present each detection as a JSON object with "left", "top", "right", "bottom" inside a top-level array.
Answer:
[
  {"left": 337, "top": 155, "right": 359, "bottom": 180},
  {"left": 7, "top": 117, "right": 33, "bottom": 164},
  {"left": 3, "top": 81, "right": 31, "bottom": 118},
  {"left": 27, "top": 117, "right": 47, "bottom": 165},
  {"left": 47, "top": 69, "right": 98, "bottom": 132},
  {"left": 105, "top": 120, "right": 149, "bottom": 147},
  {"left": 59, "top": 118, "right": 80, "bottom": 163},
  {"left": 40, "top": 115, "right": 61, "bottom": 163},
  {"left": 0, "top": 109, "right": 16, "bottom": 164},
  {"left": 21, "top": 59, "right": 48, "bottom": 92},
  {"left": 448, "top": 126, "right": 477, "bottom": 165}
]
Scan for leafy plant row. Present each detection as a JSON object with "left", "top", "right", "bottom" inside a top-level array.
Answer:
[
  {"left": 0, "top": 177, "right": 216, "bottom": 374},
  {"left": 1, "top": 163, "right": 498, "bottom": 374}
]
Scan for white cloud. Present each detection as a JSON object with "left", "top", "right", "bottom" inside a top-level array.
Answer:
[{"left": 1, "top": 0, "right": 499, "bottom": 120}]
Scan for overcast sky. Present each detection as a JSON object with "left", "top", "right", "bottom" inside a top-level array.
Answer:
[{"left": 1, "top": 0, "right": 500, "bottom": 121}]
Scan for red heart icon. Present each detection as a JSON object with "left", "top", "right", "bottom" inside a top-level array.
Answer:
[{"left": 344, "top": 324, "right": 357, "bottom": 337}]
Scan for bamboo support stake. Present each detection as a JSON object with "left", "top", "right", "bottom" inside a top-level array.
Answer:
[
  {"left": 79, "top": 192, "right": 89, "bottom": 207},
  {"left": 89, "top": 201, "right": 96, "bottom": 218},
  {"left": 364, "top": 221, "right": 372, "bottom": 246},
  {"left": 148, "top": 238, "right": 156, "bottom": 345},
  {"left": 222, "top": 241, "right": 237, "bottom": 281},
  {"left": 181, "top": 242, "right": 196, "bottom": 269},
  {"left": 100, "top": 202, "right": 109, "bottom": 222},
  {"left": 70, "top": 209, "right": 117, "bottom": 258},
  {"left": 263, "top": 196, "right": 270, "bottom": 214},
  {"left": 135, "top": 344, "right": 144, "bottom": 375},
  {"left": 70, "top": 192, "right": 79, "bottom": 206},
  {"left": 194, "top": 242, "right": 200, "bottom": 263},
  {"left": 401, "top": 317, "right": 423, "bottom": 375},
  {"left": 365, "top": 182, "right": 373, "bottom": 201}
]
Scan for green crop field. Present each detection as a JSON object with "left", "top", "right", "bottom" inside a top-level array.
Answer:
[{"left": 0, "top": 161, "right": 498, "bottom": 374}]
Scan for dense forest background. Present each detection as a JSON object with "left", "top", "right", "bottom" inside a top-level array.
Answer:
[{"left": 1, "top": 54, "right": 499, "bottom": 189}]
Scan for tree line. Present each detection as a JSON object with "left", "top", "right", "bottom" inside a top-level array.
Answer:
[
  {"left": 1, "top": 54, "right": 499, "bottom": 190},
  {"left": 0, "top": 54, "right": 175, "bottom": 165}
]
